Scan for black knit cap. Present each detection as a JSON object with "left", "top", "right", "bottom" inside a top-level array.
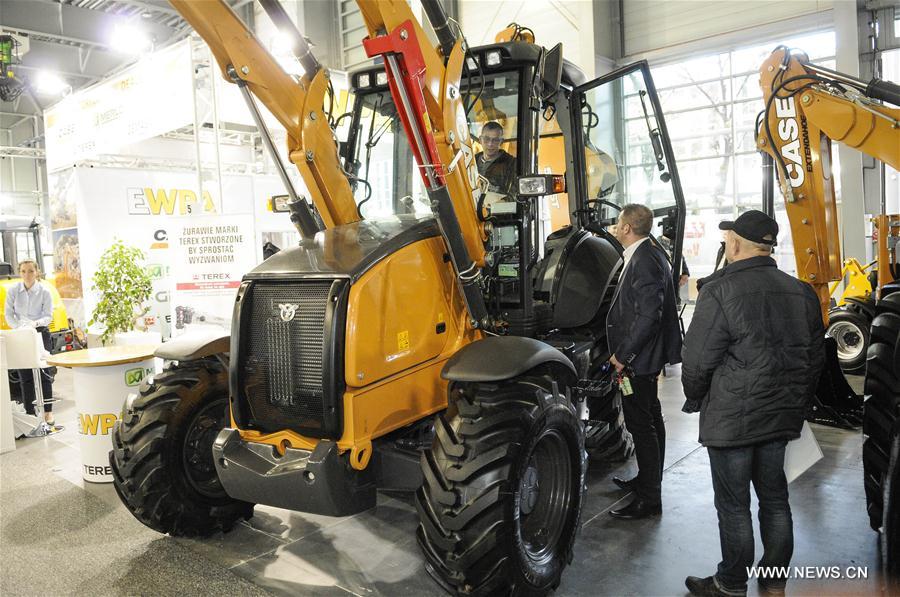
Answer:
[{"left": 719, "top": 210, "right": 778, "bottom": 246}]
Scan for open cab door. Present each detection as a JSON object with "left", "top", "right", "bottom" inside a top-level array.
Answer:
[{"left": 569, "top": 61, "right": 687, "bottom": 290}]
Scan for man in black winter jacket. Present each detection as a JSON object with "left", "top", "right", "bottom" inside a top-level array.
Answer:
[{"left": 681, "top": 210, "right": 825, "bottom": 597}]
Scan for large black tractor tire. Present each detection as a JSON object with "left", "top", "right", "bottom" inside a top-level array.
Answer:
[
  {"left": 882, "top": 431, "right": 900, "bottom": 590},
  {"left": 416, "top": 372, "right": 586, "bottom": 596},
  {"left": 583, "top": 355, "right": 634, "bottom": 463},
  {"left": 110, "top": 358, "right": 254, "bottom": 537},
  {"left": 827, "top": 307, "right": 871, "bottom": 372},
  {"left": 862, "top": 287, "right": 900, "bottom": 580},
  {"left": 585, "top": 389, "right": 634, "bottom": 462}
]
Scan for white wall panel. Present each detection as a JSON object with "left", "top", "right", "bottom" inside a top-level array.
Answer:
[
  {"left": 623, "top": 0, "right": 834, "bottom": 57},
  {"left": 460, "top": 0, "right": 596, "bottom": 77}
]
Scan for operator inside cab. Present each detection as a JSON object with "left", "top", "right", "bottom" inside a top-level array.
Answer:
[{"left": 475, "top": 121, "right": 517, "bottom": 202}]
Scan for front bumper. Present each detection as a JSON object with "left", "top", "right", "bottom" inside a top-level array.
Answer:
[{"left": 212, "top": 428, "right": 375, "bottom": 516}]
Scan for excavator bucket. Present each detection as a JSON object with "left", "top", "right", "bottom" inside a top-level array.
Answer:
[{"left": 809, "top": 337, "right": 864, "bottom": 428}]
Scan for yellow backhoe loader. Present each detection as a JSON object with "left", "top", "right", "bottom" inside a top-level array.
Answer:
[
  {"left": 756, "top": 46, "right": 900, "bottom": 582},
  {"left": 109, "top": 0, "right": 687, "bottom": 593},
  {"left": 826, "top": 215, "right": 899, "bottom": 372}
]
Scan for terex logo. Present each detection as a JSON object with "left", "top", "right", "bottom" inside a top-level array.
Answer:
[
  {"left": 774, "top": 97, "right": 809, "bottom": 188},
  {"left": 127, "top": 187, "right": 218, "bottom": 215}
]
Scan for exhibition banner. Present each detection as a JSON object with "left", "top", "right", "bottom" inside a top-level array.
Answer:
[
  {"left": 73, "top": 167, "right": 253, "bottom": 339},
  {"left": 43, "top": 41, "right": 193, "bottom": 172},
  {"left": 170, "top": 215, "right": 256, "bottom": 336}
]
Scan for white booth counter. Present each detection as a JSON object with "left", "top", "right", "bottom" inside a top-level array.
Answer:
[{"left": 48, "top": 345, "right": 159, "bottom": 482}]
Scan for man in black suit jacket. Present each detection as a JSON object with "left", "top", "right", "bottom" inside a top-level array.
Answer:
[{"left": 606, "top": 204, "right": 683, "bottom": 520}]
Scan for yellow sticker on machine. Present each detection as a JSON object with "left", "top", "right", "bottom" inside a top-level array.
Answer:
[
  {"left": 423, "top": 113, "right": 432, "bottom": 133},
  {"left": 398, "top": 330, "right": 410, "bottom": 351}
]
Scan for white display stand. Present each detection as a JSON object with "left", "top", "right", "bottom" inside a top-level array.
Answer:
[
  {"left": 48, "top": 345, "right": 159, "bottom": 483},
  {"left": 0, "top": 335, "right": 16, "bottom": 454}
]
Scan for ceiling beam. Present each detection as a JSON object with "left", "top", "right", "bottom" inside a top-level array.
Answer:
[
  {"left": 97, "top": 0, "right": 183, "bottom": 18},
  {"left": 0, "top": 25, "right": 110, "bottom": 50},
  {"left": 1, "top": 0, "right": 178, "bottom": 51},
  {"left": 14, "top": 63, "right": 97, "bottom": 81}
]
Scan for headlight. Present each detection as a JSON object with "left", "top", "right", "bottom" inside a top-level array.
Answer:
[
  {"left": 269, "top": 194, "right": 291, "bottom": 213},
  {"left": 376, "top": 71, "right": 387, "bottom": 86},
  {"left": 358, "top": 73, "right": 370, "bottom": 88},
  {"left": 517, "top": 175, "right": 566, "bottom": 197},
  {"left": 466, "top": 56, "right": 478, "bottom": 70},
  {"left": 485, "top": 51, "right": 502, "bottom": 67},
  {"left": 518, "top": 177, "right": 546, "bottom": 195}
]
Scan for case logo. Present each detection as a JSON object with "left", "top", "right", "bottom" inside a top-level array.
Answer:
[
  {"left": 774, "top": 96, "right": 811, "bottom": 188},
  {"left": 278, "top": 303, "right": 300, "bottom": 322}
]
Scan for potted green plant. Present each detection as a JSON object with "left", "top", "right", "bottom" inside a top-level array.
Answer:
[{"left": 88, "top": 240, "right": 153, "bottom": 346}]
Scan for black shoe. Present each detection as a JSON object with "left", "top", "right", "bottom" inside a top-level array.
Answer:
[
  {"left": 612, "top": 476, "right": 636, "bottom": 491},
  {"left": 609, "top": 497, "right": 661, "bottom": 520},
  {"left": 685, "top": 576, "right": 746, "bottom": 597}
]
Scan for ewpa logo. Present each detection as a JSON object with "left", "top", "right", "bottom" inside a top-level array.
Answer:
[
  {"left": 124, "top": 367, "right": 153, "bottom": 387},
  {"left": 78, "top": 413, "right": 118, "bottom": 436},
  {"left": 126, "top": 187, "right": 218, "bottom": 216}
]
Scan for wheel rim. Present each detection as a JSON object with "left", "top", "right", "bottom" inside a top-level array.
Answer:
[
  {"left": 518, "top": 429, "right": 573, "bottom": 566},
  {"left": 182, "top": 398, "right": 228, "bottom": 499},
  {"left": 829, "top": 321, "right": 865, "bottom": 362}
]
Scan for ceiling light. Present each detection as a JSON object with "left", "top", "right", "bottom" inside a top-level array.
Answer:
[
  {"left": 110, "top": 24, "right": 152, "bottom": 55},
  {"left": 33, "top": 71, "right": 69, "bottom": 96}
]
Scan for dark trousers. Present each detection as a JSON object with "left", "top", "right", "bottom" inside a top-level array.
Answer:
[
  {"left": 620, "top": 374, "right": 665, "bottom": 504},
  {"left": 15, "top": 327, "right": 54, "bottom": 415},
  {"left": 707, "top": 440, "right": 792, "bottom": 592}
]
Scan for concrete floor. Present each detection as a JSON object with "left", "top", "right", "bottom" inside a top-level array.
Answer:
[{"left": 0, "top": 367, "right": 879, "bottom": 596}]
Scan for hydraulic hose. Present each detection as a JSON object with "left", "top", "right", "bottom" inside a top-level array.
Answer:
[{"left": 865, "top": 78, "right": 900, "bottom": 107}]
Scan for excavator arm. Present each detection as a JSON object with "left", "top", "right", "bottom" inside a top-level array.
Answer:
[
  {"left": 169, "top": 0, "right": 359, "bottom": 229},
  {"left": 172, "top": 0, "right": 490, "bottom": 327},
  {"left": 758, "top": 47, "right": 900, "bottom": 318},
  {"left": 355, "top": 0, "right": 491, "bottom": 326}
]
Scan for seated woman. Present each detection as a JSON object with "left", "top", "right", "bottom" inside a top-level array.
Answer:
[{"left": 4, "top": 259, "right": 56, "bottom": 427}]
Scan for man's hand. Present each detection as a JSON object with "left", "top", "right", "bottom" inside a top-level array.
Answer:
[
  {"left": 681, "top": 398, "right": 701, "bottom": 414},
  {"left": 609, "top": 354, "right": 625, "bottom": 373},
  {"left": 679, "top": 274, "right": 689, "bottom": 287}
]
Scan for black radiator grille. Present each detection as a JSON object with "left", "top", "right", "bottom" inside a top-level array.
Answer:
[{"left": 239, "top": 280, "right": 336, "bottom": 436}]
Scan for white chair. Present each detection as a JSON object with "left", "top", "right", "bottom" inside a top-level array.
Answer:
[{"left": 1, "top": 328, "right": 60, "bottom": 437}]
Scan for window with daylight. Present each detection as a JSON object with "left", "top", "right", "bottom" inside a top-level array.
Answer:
[{"left": 645, "top": 30, "right": 836, "bottom": 281}]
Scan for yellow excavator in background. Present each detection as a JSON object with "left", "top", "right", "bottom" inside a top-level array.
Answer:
[
  {"left": 109, "top": 0, "right": 687, "bottom": 594},
  {"left": 826, "top": 213, "right": 899, "bottom": 373},
  {"left": 0, "top": 216, "right": 80, "bottom": 353},
  {"left": 757, "top": 46, "right": 900, "bottom": 583}
]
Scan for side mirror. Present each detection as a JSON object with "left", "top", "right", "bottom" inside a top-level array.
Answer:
[
  {"left": 518, "top": 174, "right": 566, "bottom": 197},
  {"left": 541, "top": 43, "right": 563, "bottom": 98}
]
